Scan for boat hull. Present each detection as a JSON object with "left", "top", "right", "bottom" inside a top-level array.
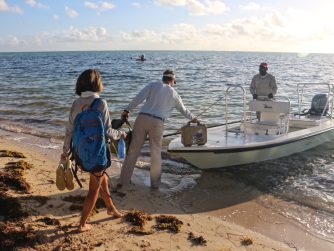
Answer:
[{"left": 168, "top": 124, "right": 334, "bottom": 169}]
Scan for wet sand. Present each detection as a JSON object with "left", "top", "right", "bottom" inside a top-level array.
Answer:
[{"left": 0, "top": 129, "right": 333, "bottom": 250}]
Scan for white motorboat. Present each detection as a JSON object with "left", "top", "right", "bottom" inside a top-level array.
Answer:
[{"left": 168, "top": 83, "right": 334, "bottom": 169}]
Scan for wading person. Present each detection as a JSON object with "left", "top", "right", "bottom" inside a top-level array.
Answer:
[
  {"left": 61, "top": 69, "right": 125, "bottom": 232},
  {"left": 119, "top": 69, "right": 197, "bottom": 189}
]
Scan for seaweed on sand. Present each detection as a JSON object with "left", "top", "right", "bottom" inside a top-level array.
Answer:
[
  {"left": 5, "top": 160, "right": 33, "bottom": 177},
  {"left": 127, "top": 226, "right": 154, "bottom": 235},
  {"left": 124, "top": 209, "right": 153, "bottom": 228},
  {"left": 0, "top": 171, "right": 31, "bottom": 193},
  {"left": 0, "top": 192, "right": 28, "bottom": 220},
  {"left": 188, "top": 232, "right": 207, "bottom": 246},
  {"left": 240, "top": 236, "right": 253, "bottom": 246},
  {"left": 154, "top": 215, "right": 183, "bottom": 233},
  {"left": 0, "top": 221, "right": 41, "bottom": 250},
  {"left": 36, "top": 217, "right": 60, "bottom": 226},
  {"left": 0, "top": 150, "right": 26, "bottom": 158}
]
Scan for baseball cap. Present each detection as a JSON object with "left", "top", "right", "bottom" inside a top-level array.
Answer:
[{"left": 259, "top": 62, "right": 268, "bottom": 68}]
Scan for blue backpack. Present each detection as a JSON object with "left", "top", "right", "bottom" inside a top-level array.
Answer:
[{"left": 71, "top": 98, "right": 111, "bottom": 173}]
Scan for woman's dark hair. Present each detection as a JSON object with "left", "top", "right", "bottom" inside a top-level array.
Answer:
[{"left": 75, "top": 69, "right": 103, "bottom": 96}]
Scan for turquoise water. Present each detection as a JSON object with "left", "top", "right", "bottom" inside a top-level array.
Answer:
[{"left": 0, "top": 51, "right": 334, "bottom": 241}]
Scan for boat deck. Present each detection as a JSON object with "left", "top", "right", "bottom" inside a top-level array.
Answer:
[{"left": 169, "top": 119, "right": 334, "bottom": 151}]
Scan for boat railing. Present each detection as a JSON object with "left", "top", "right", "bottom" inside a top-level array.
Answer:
[
  {"left": 224, "top": 84, "right": 246, "bottom": 136},
  {"left": 297, "top": 83, "right": 334, "bottom": 120},
  {"left": 243, "top": 96, "right": 291, "bottom": 135}
]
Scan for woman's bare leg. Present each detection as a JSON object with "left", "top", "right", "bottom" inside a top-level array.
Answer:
[
  {"left": 79, "top": 172, "right": 102, "bottom": 232},
  {"left": 99, "top": 174, "right": 123, "bottom": 217}
]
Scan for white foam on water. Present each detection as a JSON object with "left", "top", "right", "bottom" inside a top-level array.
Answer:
[{"left": 26, "top": 143, "right": 60, "bottom": 149}]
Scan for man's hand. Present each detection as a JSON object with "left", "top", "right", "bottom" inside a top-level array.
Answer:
[
  {"left": 252, "top": 94, "right": 258, "bottom": 100},
  {"left": 60, "top": 153, "right": 68, "bottom": 161},
  {"left": 120, "top": 130, "right": 127, "bottom": 139},
  {"left": 268, "top": 93, "right": 273, "bottom": 99},
  {"left": 191, "top": 117, "right": 198, "bottom": 123}
]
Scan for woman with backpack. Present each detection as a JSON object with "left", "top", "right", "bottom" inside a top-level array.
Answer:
[{"left": 61, "top": 69, "right": 125, "bottom": 232}]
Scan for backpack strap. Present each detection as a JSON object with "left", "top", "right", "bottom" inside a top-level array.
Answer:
[
  {"left": 71, "top": 162, "right": 83, "bottom": 188},
  {"left": 90, "top": 98, "right": 102, "bottom": 110}
]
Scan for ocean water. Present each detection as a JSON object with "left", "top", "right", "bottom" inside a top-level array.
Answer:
[{"left": 1, "top": 51, "right": 334, "bottom": 241}]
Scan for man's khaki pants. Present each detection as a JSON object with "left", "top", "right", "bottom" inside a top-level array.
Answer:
[{"left": 119, "top": 114, "right": 164, "bottom": 188}]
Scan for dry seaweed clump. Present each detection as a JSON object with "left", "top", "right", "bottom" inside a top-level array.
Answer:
[
  {"left": 188, "top": 232, "right": 207, "bottom": 246},
  {"left": 36, "top": 217, "right": 60, "bottom": 226},
  {"left": 124, "top": 209, "right": 153, "bottom": 228},
  {"left": 5, "top": 160, "right": 34, "bottom": 176},
  {"left": 0, "top": 193, "right": 28, "bottom": 220},
  {"left": 0, "top": 150, "right": 26, "bottom": 158},
  {"left": 241, "top": 236, "right": 253, "bottom": 246},
  {"left": 0, "top": 221, "right": 40, "bottom": 250},
  {"left": 128, "top": 226, "right": 154, "bottom": 235},
  {"left": 0, "top": 171, "right": 31, "bottom": 193},
  {"left": 155, "top": 215, "right": 183, "bottom": 233}
]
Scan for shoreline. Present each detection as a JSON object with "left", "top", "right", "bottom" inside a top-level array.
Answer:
[{"left": 0, "top": 129, "right": 333, "bottom": 250}]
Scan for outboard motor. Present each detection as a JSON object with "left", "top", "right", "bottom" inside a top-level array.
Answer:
[
  {"left": 296, "top": 93, "right": 328, "bottom": 117},
  {"left": 309, "top": 93, "right": 328, "bottom": 116}
]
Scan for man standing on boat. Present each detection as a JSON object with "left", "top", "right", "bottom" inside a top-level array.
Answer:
[
  {"left": 250, "top": 62, "right": 277, "bottom": 100},
  {"left": 118, "top": 69, "right": 197, "bottom": 189}
]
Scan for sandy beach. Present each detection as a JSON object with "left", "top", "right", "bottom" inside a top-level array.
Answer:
[{"left": 1, "top": 129, "right": 333, "bottom": 251}]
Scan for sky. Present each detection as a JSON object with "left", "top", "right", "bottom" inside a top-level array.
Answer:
[{"left": 1, "top": 0, "right": 334, "bottom": 53}]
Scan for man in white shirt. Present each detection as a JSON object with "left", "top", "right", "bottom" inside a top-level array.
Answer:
[{"left": 119, "top": 69, "right": 197, "bottom": 188}]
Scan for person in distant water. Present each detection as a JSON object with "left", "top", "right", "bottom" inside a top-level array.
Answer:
[
  {"left": 61, "top": 69, "right": 125, "bottom": 232},
  {"left": 118, "top": 69, "right": 197, "bottom": 189},
  {"left": 140, "top": 54, "right": 145, "bottom": 61},
  {"left": 250, "top": 62, "right": 277, "bottom": 100}
]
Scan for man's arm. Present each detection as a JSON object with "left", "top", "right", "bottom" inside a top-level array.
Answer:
[
  {"left": 174, "top": 93, "right": 196, "bottom": 121},
  {"left": 125, "top": 83, "right": 152, "bottom": 112},
  {"left": 250, "top": 76, "right": 256, "bottom": 95},
  {"left": 271, "top": 75, "right": 277, "bottom": 95}
]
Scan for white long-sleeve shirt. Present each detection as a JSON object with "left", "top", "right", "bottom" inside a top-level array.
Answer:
[
  {"left": 250, "top": 73, "right": 277, "bottom": 96},
  {"left": 125, "top": 80, "right": 195, "bottom": 120},
  {"left": 62, "top": 92, "right": 122, "bottom": 154}
]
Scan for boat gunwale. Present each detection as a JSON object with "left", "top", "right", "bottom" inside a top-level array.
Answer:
[{"left": 167, "top": 123, "right": 334, "bottom": 153}]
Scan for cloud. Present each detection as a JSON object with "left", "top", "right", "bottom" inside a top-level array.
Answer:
[
  {"left": 0, "top": 35, "right": 20, "bottom": 46},
  {"left": 65, "top": 6, "right": 78, "bottom": 18},
  {"left": 120, "top": 23, "right": 202, "bottom": 46},
  {"left": 155, "top": 0, "right": 229, "bottom": 16},
  {"left": 117, "top": 7, "right": 334, "bottom": 53},
  {"left": 0, "top": 26, "right": 113, "bottom": 51},
  {"left": 24, "top": 0, "right": 48, "bottom": 8},
  {"left": 84, "top": 1, "right": 115, "bottom": 11},
  {"left": 51, "top": 26, "right": 109, "bottom": 42},
  {"left": 84, "top": 1, "right": 98, "bottom": 9},
  {"left": 100, "top": 2, "right": 114, "bottom": 10},
  {"left": 131, "top": 2, "right": 141, "bottom": 8},
  {"left": 239, "top": 2, "right": 266, "bottom": 11},
  {"left": 0, "top": 0, "right": 23, "bottom": 14}
]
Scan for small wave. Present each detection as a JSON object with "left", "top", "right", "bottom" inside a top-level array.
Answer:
[
  {"left": 0, "top": 109, "right": 27, "bottom": 116},
  {"left": 18, "top": 101, "right": 49, "bottom": 107},
  {"left": 26, "top": 143, "right": 60, "bottom": 149},
  {"left": 0, "top": 121, "right": 64, "bottom": 141}
]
